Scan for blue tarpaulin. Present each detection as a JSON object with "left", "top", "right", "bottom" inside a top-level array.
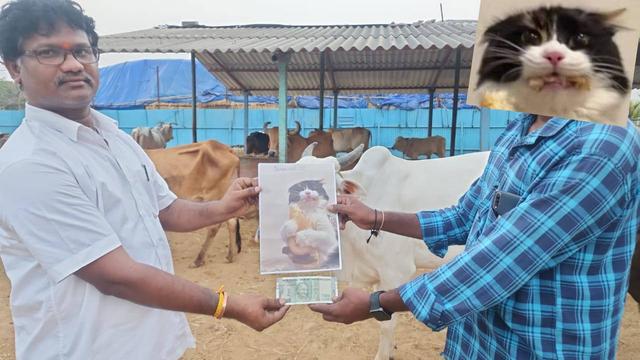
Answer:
[
  {"left": 94, "top": 59, "right": 476, "bottom": 110},
  {"left": 93, "top": 59, "right": 226, "bottom": 109}
]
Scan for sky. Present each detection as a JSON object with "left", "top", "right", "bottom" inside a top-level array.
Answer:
[{"left": 0, "top": 0, "right": 482, "bottom": 80}]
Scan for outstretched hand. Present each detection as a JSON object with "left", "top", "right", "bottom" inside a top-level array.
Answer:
[
  {"left": 224, "top": 294, "right": 290, "bottom": 331},
  {"left": 328, "top": 195, "right": 375, "bottom": 230},
  {"left": 308, "top": 287, "right": 372, "bottom": 324},
  {"left": 220, "top": 177, "right": 260, "bottom": 219}
]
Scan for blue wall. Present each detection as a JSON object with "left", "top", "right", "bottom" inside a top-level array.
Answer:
[{"left": 0, "top": 108, "right": 521, "bottom": 156}]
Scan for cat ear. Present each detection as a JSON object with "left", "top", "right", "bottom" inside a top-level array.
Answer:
[
  {"left": 601, "top": 8, "right": 626, "bottom": 21},
  {"left": 598, "top": 8, "right": 632, "bottom": 32}
]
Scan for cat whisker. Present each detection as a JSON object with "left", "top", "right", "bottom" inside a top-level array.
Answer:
[
  {"left": 483, "top": 34, "right": 527, "bottom": 53},
  {"left": 499, "top": 66, "right": 522, "bottom": 82}
]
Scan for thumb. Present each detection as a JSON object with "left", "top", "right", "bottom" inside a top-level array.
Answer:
[{"left": 237, "top": 186, "right": 261, "bottom": 199}]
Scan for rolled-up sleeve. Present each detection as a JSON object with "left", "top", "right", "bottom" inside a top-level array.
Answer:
[
  {"left": 0, "top": 159, "right": 121, "bottom": 283},
  {"left": 401, "top": 153, "right": 629, "bottom": 330}
]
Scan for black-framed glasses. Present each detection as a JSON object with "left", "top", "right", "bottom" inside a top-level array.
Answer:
[{"left": 21, "top": 46, "right": 99, "bottom": 65}]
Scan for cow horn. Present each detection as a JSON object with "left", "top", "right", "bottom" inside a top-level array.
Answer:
[
  {"left": 288, "top": 121, "right": 301, "bottom": 136},
  {"left": 263, "top": 121, "right": 271, "bottom": 132},
  {"left": 337, "top": 144, "right": 365, "bottom": 170},
  {"left": 301, "top": 142, "right": 318, "bottom": 158}
]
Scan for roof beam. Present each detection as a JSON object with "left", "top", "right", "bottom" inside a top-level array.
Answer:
[
  {"left": 204, "top": 65, "right": 472, "bottom": 73},
  {"left": 226, "top": 85, "right": 470, "bottom": 92},
  {"left": 201, "top": 50, "right": 249, "bottom": 91}
]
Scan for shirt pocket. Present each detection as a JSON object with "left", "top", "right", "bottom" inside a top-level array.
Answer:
[{"left": 127, "top": 163, "right": 161, "bottom": 217}]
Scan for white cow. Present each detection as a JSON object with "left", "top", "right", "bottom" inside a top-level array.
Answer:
[
  {"left": 297, "top": 145, "right": 490, "bottom": 360},
  {"left": 131, "top": 122, "right": 174, "bottom": 149}
]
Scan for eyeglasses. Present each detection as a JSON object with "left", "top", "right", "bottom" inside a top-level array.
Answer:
[{"left": 21, "top": 46, "right": 99, "bottom": 65}]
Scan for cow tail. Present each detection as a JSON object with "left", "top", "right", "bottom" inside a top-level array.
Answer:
[{"left": 235, "top": 218, "right": 241, "bottom": 253}]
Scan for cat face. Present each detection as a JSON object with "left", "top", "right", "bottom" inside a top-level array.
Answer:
[
  {"left": 288, "top": 180, "right": 329, "bottom": 205},
  {"left": 477, "top": 6, "right": 629, "bottom": 95}
]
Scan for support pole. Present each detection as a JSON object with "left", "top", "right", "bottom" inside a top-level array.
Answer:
[
  {"left": 277, "top": 53, "right": 291, "bottom": 163},
  {"left": 319, "top": 51, "right": 326, "bottom": 130},
  {"left": 332, "top": 90, "right": 339, "bottom": 129},
  {"left": 450, "top": 48, "right": 461, "bottom": 156},
  {"left": 243, "top": 90, "right": 250, "bottom": 152},
  {"left": 428, "top": 88, "right": 435, "bottom": 137},
  {"left": 191, "top": 51, "right": 197, "bottom": 143}
]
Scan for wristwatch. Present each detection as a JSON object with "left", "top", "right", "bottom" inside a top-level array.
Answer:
[{"left": 369, "top": 290, "right": 393, "bottom": 321}]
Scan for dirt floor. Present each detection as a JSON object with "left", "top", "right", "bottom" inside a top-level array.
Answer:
[{"left": 1, "top": 218, "right": 639, "bottom": 360}]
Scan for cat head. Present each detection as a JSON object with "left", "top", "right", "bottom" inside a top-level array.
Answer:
[
  {"left": 288, "top": 180, "right": 329, "bottom": 205},
  {"left": 477, "top": 6, "right": 629, "bottom": 95}
]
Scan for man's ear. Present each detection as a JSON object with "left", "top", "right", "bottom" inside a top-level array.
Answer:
[{"left": 3, "top": 60, "right": 22, "bottom": 84}]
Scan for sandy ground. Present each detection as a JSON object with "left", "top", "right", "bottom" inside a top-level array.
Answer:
[{"left": 1, "top": 218, "right": 639, "bottom": 360}]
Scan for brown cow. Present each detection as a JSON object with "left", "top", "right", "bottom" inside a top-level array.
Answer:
[
  {"left": 391, "top": 135, "right": 446, "bottom": 159},
  {"left": 146, "top": 140, "right": 241, "bottom": 267},
  {"left": 629, "top": 230, "right": 640, "bottom": 310},
  {"left": 0, "top": 133, "right": 9, "bottom": 149},
  {"left": 263, "top": 121, "right": 335, "bottom": 162},
  {"left": 132, "top": 122, "right": 174, "bottom": 149},
  {"left": 311, "top": 127, "right": 371, "bottom": 153}
]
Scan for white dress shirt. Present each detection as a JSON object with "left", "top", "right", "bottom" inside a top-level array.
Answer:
[{"left": 0, "top": 104, "right": 195, "bottom": 359}]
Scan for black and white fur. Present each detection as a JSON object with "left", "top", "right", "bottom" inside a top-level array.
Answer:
[
  {"left": 476, "top": 6, "right": 630, "bottom": 121},
  {"left": 280, "top": 180, "right": 338, "bottom": 264}
]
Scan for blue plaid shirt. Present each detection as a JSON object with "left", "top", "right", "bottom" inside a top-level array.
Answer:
[{"left": 400, "top": 115, "right": 640, "bottom": 360}]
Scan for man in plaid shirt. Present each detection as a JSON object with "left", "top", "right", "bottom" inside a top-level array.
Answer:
[{"left": 310, "top": 114, "right": 640, "bottom": 359}]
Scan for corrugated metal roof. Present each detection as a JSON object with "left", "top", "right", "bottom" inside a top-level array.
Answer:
[{"left": 99, "top": 20, "right": 639, "bottom": 95}]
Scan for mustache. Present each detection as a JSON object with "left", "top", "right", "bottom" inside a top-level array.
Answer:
[{"left": 56, "top": 75, "right": 94, "bottom": 87}]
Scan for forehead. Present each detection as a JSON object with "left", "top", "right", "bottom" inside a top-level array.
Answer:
[{"left": 21, "top": 24, "right": 90, "bottom": 50}]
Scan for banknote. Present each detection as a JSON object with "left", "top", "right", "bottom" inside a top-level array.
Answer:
[{"left": 276, "top": 276, "right": 338, "bottom": 305}]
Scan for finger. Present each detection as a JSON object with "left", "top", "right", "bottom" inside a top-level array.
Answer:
[
  {"left": 237, "top": 186, "right": 260, "bottom": 200},
  {"left": 263, "top": 297, "right": 286, "bottom": 310},
  {"left": 265, "top": 305, "right": 290, "bottom": 324},
  {"left": 333, "top": 291, "right": 344, "bottom": 303}
]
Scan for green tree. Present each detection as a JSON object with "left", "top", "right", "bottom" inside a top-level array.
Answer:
[{"left": 0, "top": 80, "right": 24, "bottom": 109}]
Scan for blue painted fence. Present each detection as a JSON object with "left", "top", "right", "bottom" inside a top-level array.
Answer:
[{"left": 0, "top": 108, "right": 521, "bottom": 156}]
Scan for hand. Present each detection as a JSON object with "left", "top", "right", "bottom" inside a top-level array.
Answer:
[
  {"left": 224, "top": 294, "right": 290, "bottom": 331},
  {"left": 308, "top": 288, "right": 372, "bottom": 324},
  {"left": 328, "top": 195, "right": 375, "bottom": 230},
  {"left": 220, "top": 177, "right": 260, "bottom": 219}
]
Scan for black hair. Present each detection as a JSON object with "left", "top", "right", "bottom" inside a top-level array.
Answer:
[{"left": 0, "top": 0, "right": 98, "bottom": 62}]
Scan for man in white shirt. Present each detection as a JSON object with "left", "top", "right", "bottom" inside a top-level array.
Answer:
[{"left": 0, "top": 0, "right": 289, "bottom": 359}]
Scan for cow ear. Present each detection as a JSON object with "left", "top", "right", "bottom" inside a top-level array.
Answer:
[{"left": 339, "top": 179, "right": 366, "bottom": 196}]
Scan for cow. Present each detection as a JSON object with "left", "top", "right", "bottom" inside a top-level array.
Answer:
[
  {"left": 310, "top": 127, "right": 371, "bottom": 153},
  {"left": 629, "top": 231, "right": 640, "bottom": 310},
  {"left": 391, "top": 135, "right": 446, "bottom": 159},
  {"left": 297, "top": 143, "right": 489, "bottom": 360},
  {"left": 132, "top": 122, "right": 174, "bottom": 149},
  {"left": 245, "top": 131, "right": 269, "bottom": 155},
  {"left": 263, "top": 121, "right": 335, "bottom": 161},
  {"left": 0, "top": 133, "right": 8, "bottom": 149},
  {"left": 146, "top": 140, "right": 241, "bottom": 267}
]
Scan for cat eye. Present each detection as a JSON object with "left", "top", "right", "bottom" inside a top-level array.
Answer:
[
  {"left": 520, "top": 30, "right": 541, "bottom": 46},
  {"left": 571, "top": 33, "right": 590, "bottom": 47}
]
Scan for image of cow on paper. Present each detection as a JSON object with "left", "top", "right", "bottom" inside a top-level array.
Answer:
[
  {"left": 467, "top": 1, "right": 640, "bottom": 126},
  {"left": 280, "top": 180, "right": 340, "bottom": 269}
]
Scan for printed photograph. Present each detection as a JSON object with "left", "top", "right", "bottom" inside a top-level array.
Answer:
[
  {"left": 466, "top": 0, "right": 640, "bottom": 126},
  {"left": 258, "top": 163, "right": 341, "bottom": 274}
]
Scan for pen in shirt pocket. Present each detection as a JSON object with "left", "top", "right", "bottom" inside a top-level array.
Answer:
[{"left": 142, "top": 164, "right": 150, "bottom": 181}]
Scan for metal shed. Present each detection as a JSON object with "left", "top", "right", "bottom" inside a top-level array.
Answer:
[{"left": 99, "top": 20, "right": 640, "bottom": 161}]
